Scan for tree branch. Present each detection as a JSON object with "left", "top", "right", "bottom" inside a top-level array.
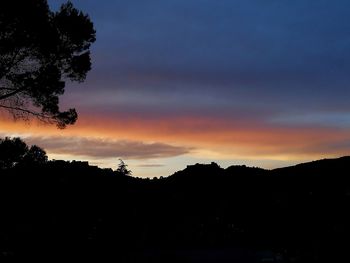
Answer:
[
  {"left": 0, "top": 87, "right": 17, "bottom": 91},
  {"left": 0, "top": 87, "right": 26, "bottom": 100},
  {"left": 0, "top": 104, "right": 52, "bottom": 121}
]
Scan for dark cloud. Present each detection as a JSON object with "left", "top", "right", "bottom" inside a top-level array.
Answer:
[
  {"left": 312, "top": 140, "right": 350, "bottom": 155},
  {"left": 22, "top": 136, "right": 190, "bottom": 160},
  {"left": 52, "top": 0, "right": 350, "bottom": 129},
  {"left": 53, "top": 0, "right": 350, "bottom": 81}
]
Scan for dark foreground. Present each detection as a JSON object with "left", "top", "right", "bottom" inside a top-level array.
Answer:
[{"left": 1, "top": 157, "right": 350, "bottom": 262}]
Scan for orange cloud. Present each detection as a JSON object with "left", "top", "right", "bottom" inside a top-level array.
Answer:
[
  {"left": 21, "top": 135, "right": 190, "bottom": 159},
  {"left": 1, "top": 113, "right": 349, "bottom": 164}
]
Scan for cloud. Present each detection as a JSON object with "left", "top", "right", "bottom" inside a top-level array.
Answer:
[
  {"left": 269, "top": 112, "right": 350, "bottom": 128},
  {"left": 17, "top": 135, "right": 190, "bottom": 160},
  {"left": 311, "top": 140, "right": 350, "bottom": 156},
  {"left": 136, "top": 164, "right": 165, "bottom": 168},
  {"left": 57, "top": 0, "right": 350, "bottom": 143}
]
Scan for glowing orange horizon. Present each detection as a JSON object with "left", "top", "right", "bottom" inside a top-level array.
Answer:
[{"left": 1, "top": 113, "right": 349, "bottom": 161}]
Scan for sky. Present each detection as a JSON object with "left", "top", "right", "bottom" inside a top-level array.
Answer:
[{"left": 2, "top": 0, "right": 350, "bottom": 177}]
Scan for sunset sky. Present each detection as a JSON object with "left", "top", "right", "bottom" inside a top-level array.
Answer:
[{"left": 2, "top": 0, "right": 350, "bottom": 177}]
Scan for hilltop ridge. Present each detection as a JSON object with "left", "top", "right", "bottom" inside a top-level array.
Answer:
[{"left": 1, "top": 156, "right": 350, "bottom": 262}]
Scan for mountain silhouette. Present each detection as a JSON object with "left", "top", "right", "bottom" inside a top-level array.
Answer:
[{"left": 0, "top": 156, "right": 350, "bottom": 262}]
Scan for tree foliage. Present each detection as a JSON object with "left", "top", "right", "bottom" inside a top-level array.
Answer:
[
  {"left": 0, "top": 137, "right": 28, "bottom": 169},
  {"left": 0, "top": 137, "right": 47, "bottom": 169},
  {"left": 116, "top": 159, "right": 132, "bottom": 176},
  {"left": 24, "top": 145, "right": 48, "bottom": 164},
  {"left": 0, "top": 0, "right": 96, "bottom": 128}
]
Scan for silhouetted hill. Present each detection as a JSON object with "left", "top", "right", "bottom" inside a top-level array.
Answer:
[
  {"left": 272, "top": 156, "right": 350, "bottom": 176},
  {"left": 1, "top": 157, "right": 350, "bottom": 262}
]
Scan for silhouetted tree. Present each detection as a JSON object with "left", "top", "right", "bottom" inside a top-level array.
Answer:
[
  {"left": 0, "top": 137, "right": 48, "bottom": 169},
  {"left": 0, "top": 137, "right": 28, "bottom": 169},
  {"left": 24, "top": 145, "right": 48, "bottom": 165},
  {"left": 116, "top": 159, "right": 132, "bottom": 176},
  {"left": 0, "top": 0, "right": 95, "bottom": 128}
]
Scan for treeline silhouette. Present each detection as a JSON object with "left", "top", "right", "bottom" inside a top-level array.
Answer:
[{"left": 1, "top": 141, "right": 350, "bottom": 262}]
